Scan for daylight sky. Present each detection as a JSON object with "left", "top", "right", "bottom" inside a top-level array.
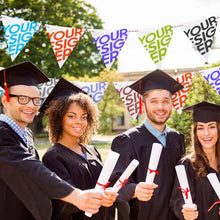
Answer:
[{"left": 85, "top": 0, "right": 220, "bottom": 72}]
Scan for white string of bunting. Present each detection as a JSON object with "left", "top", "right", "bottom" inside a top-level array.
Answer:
[
  {"left": 37, "top": 66, "right": 220, "bottom": 118},
  {"left": 1, "top": 66, "right": 219, "bottom": 119},
  {"left": 1, "top": 15, "right": 220, "bottom": 70}
]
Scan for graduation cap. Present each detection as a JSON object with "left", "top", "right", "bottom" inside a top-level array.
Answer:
[
  {"left": 0, "top": 61, "right": 49, "bottom": 102},
  {"left": 183, "top": 101, "right": 220, "bottom": 122},
  {"left": 129, "top": 69, "right": 183, "bottom": 95},
  {"left": 129, "top": 69, "right": 183, "bottom": 114},
  {"left": 39, "top": 77, "right": 86, "bottom": 114}
]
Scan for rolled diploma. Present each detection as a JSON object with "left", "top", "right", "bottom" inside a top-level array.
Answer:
[
  {"left": 111, "top": 159, "right": 139, "bottom": 192},
  {"left": 175, "top": 165, "right": 193, "bottom": 205},
  {"left": 207, "top": 173, "right": 220, "bottom": 199},
  {"left": 145, "top": 143, "right": 163, "bottom": 183},
  {"left": 85, "top": 150, "right": 120, "bottom": 217}
]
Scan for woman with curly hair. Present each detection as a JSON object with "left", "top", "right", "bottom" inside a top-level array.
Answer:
[
  {"left": 39, "top": 78, "right": 117, "bottom": 220},
  {"left": 170, "top": 101, "right": 220, "bottom": 220}
]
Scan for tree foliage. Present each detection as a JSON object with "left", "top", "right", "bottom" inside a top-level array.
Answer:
[{"left": 0, "top": 0, "right": 117, "bottom": 78}]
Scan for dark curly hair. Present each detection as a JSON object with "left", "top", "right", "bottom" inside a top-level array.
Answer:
[
  {"left": 187, "top": 122, "right": 220, "bottom": 178},
  {"left": 45, "top": 93, "right": 99, "bottom": 145}
]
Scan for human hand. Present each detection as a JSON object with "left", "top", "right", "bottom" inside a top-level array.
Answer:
[
  {"left": 67, "top": 188, "right": 103, "bottom": 214},
  {"left": 182, "top": 203, "right": 198, "bottom": 220},
  {"left": 102, "top": 188, "right": 118, "bottom": 207},
  {"left": 133, "top": 182, "right": 158, "bottom": 201}
]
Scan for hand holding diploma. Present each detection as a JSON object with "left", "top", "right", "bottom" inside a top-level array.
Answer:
[
  {"left": 182, "top": 204, "right": 198, "bottom": 220},
  {"left": 85, "top": 150, "right": 120, "bottom": 217},
  {"left": 134, "top": 182, "right": 158, "bottom": 201},
  {"left": 133, "top": 143, "right": 162, "bottom": 201}
]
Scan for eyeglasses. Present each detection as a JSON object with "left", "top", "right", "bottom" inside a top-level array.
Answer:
[{"left": 9, "top": 94, "right": 44, "bottom": 106}]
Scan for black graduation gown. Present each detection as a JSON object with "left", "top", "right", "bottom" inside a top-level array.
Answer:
[
  {"left": 110, "top": 123, "right": 185, "bottom": 220},
  {"left": 0, "top": 121, "right": 74, "bottom": 220},
  {"left": 170, "top": 159, "right": 220, "bottom": 220},
  {"left": 43, "top": 143, "right": 113, "bottom": 220}
]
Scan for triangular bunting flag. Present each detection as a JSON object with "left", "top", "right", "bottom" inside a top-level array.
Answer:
[
  {"left": 46, "top": 24, "right": 84, "bottom": 68},
  {"left": 91, "top": 29, "right": 129, "bottom": 70},
  {"left": 73, "top": 81, "right": 108, "bottom": 104},
  {"left": 38, "top": 78, "right": 59, "bottom": 98},
  {"left": 200, "top": 66, "right": 220, "bottom": 95},
  {"left": 0, "top": 66, "right": 5, "bottom": 97},
  {"left": 181, "top": 16, "right": 218, "bottom": 61},
  {"left": 172, "top": 72, "right": 194, "bottom": 114},
  {"left": 113, "top": 81, "right": 141, "bottom": 120},
  {"left": 1, "top": 15, "right": 41, "bottom": 61},
  {"left": 0, "top": 87, "right": 4, "bottom": 98},
  {"left": 138, "top": 25, "right": 173, "bottom": 69}
]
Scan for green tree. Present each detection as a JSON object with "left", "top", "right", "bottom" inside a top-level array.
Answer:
[
  {"left": 65, "top": 68, "right": 125, "bottom": 133},
  {"left": 0, "top": 0, "right": 117, "bottom": 78}
]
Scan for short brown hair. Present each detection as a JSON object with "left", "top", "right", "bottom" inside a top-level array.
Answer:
[{"left": 45, "top": 93, "right": 99, "bottom": 145}]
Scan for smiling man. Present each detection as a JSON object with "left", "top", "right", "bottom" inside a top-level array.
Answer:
[
  {"left": 0, "top": 61, "right": 104, "bottom": 220},
  {"left": 110, "top": 69, "right": 186, "bottom": 220}
]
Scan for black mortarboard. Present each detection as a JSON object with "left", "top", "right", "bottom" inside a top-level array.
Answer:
[
  {"left": 0, "top": 61, "right": 49, "bottom": 88},
  {"left": 39, "top": 77, "right": 86, "bottom": 114},
  {"left": 183, "top": 101, "right": 220, "bottom": 122},
  {"left": 129, "top": 69, "right": 183, "bottom": 95},
  {"left": 0, "top": 61, "right": 49, "bottom": 102}
]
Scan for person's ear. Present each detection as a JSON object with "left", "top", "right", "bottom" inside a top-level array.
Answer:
[{"left": 1, "top": 94, "right": 9, "bottom": 108}]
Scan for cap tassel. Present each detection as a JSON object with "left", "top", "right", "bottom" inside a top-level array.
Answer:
[
  {"left": 3, "top": 69, "right": 10, "bottom": 102},
  {"left": 139, "top": 79, "right": 142, "bottom": 114}
]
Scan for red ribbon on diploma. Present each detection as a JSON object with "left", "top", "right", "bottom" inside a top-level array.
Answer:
[
  {"left": 208, "top": 200, "right": 220, "bottom": 212},
  {"left": 178, "top": 187, "right": 190, "bottom": 199},
  {"left": 118, "top": 178, "right": 129, "bottom": 189},
  {"left": 97, "top": 181, "right": 110, "bottom": 190},
  {"left": 148, "top": 168, "right": 159, "bottom": 175}
]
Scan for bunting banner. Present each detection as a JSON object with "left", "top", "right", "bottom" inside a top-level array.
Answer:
[
  {"left": 46, "top": 24, "right": 84, "bottom": 68},
  {"left": 113, "top": 81, "right": 141, "bottom": 120},
  {"left": 91, "top": 29, "right": 129, "bottom": 70},
  {"left": 181, "top": 16, "right": 218, "bottom": 61},
  {"left": 73, "top": 81, "right": 109, "bottom": 104},
  {"left": 200, "top": 66, "right": 220, "bottom": 95},
  {"left": 0, "top": 87, "right": 4, "bottom": 98},
  {"left": 172, "top": 72, "right": 194, "bottom": 114},
  {"left": 1, "top": 15, "right": 220, "bottom": 68},
  {"left": 38, "top": 78, "right": 59, "bottom": 98},
  {"left": 138, "top": 25, "right": 173, "bottom": 69},
  {"left": 38, "top": 78, "right": 108, "bottom": 104},
  {"left": 1, "top": 15, "right": 41, "bottom": 61}
]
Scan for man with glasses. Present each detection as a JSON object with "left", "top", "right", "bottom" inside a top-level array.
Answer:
[{"left": 0, "top": 61, "right": 104, "bottom": 220}]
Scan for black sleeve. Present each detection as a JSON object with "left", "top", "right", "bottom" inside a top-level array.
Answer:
[
  {"left": 110, "top": 134, "right": 137, "bottom": 202},
  {"left": 0, "top": 128, "right": 74, "bottom": 199}
]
